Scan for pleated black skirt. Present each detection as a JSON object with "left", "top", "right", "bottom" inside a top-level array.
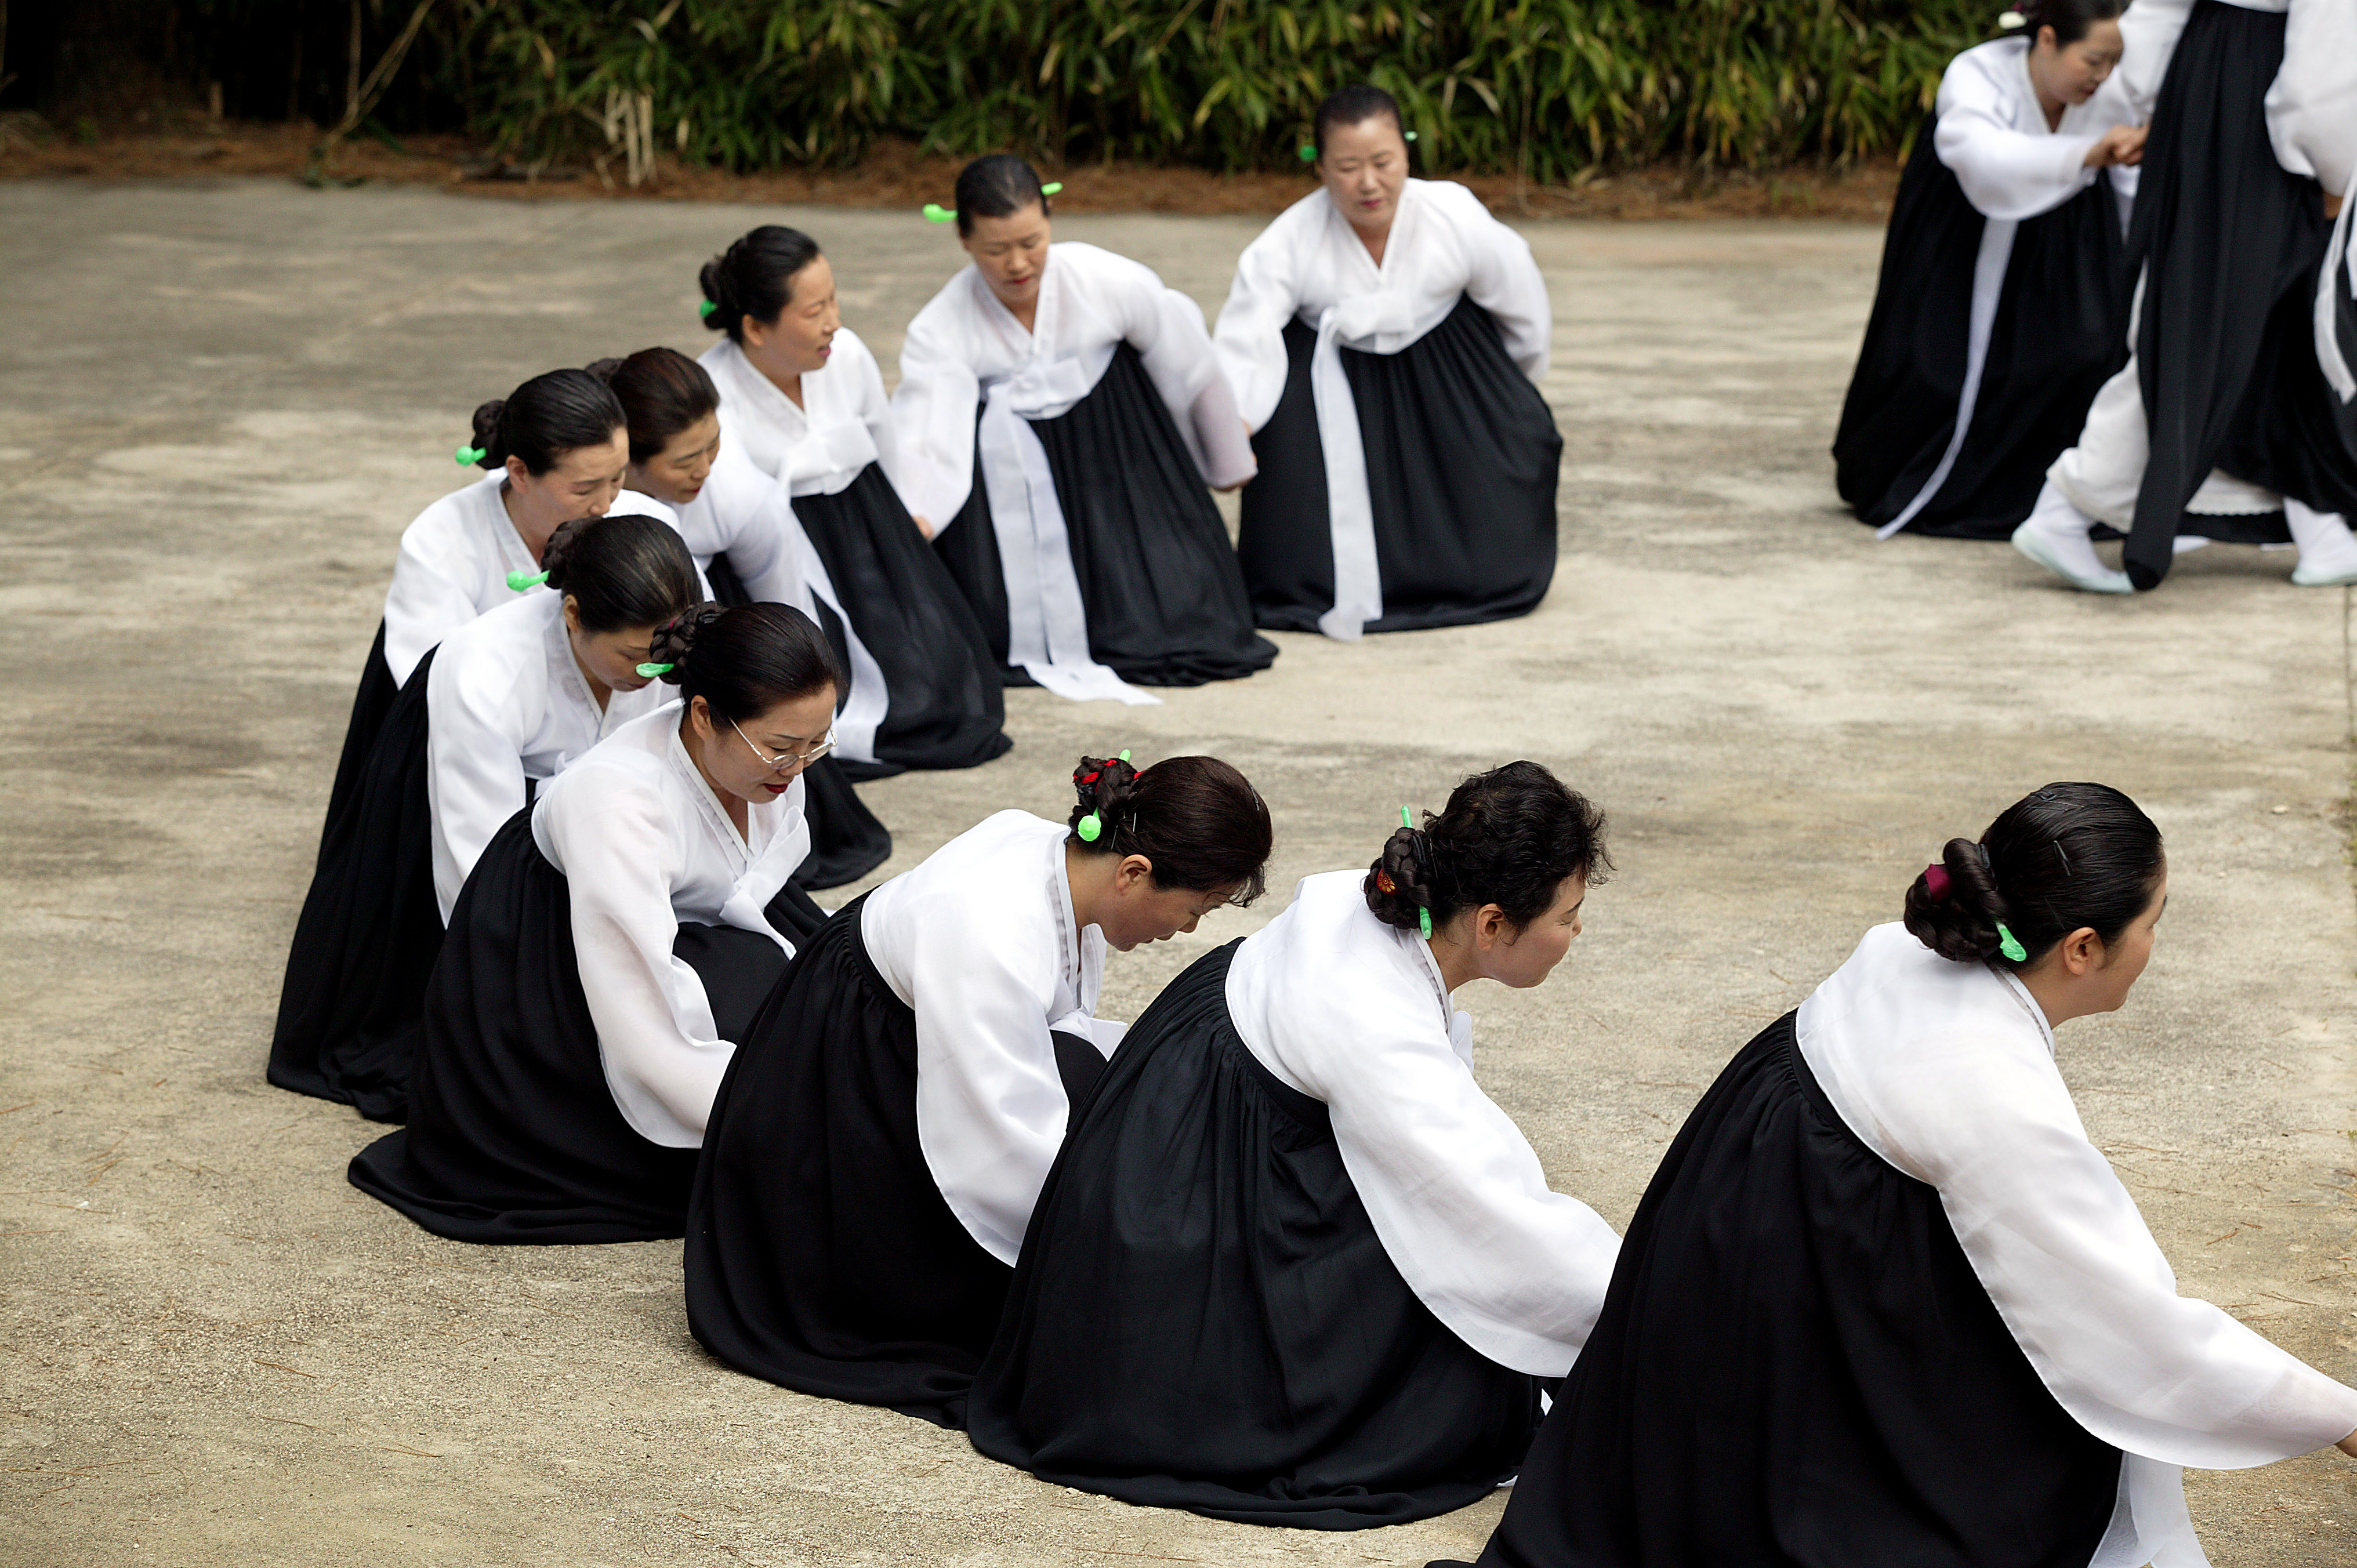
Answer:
[
  {"left": 1439, "top": 1014, "right": 2117, "bottom": 1568},
  {"left": 1238, "top": 295, "right": 1561, "bottom": 634},
  {"left": 2120, "top": 0, "right": 2341, "bottom": 587},
  {"left": 1833, "top": 114, "right": 2132, "bottom": 540},
  {"left": 792, "top": 464, "right": 1011, "bottom": 775},
  {"left": 932, "top": 343, "right": 1279, "bottom": 687},
  {"left": 348, "top": 810, "right": 821, "bottom": 1245},
  {"left": 969, "top": 943, "right": 1540, "bottom": 1529},
  {"left": 325, "top": 621, "right": 401, "bottom": 826},
  {"left": 685, "top": 895, "right": 1106, "bottom": 1427},
  {"left": 705, "top": 549, "right": 890, "bottom": 889},
  {"left": 268, "top": 642, "right": 442, "bottom": 1124}
]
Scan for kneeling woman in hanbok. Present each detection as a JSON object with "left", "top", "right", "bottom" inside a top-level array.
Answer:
[
  {"left": 1446, "top": 783, "right": 2357, "bottom": 1568},
  {"left": 271, "top": 371, "right": 632, "bottom": 1119},
  {"left": 1835, "top": 0, "right": 2146, "bottom": 540},
  {"left": 593, "top": 346, "right": 889, "bottom": 889},
  {"left": 349, "top": 602, "right": 840, "bottom": 1244},
  {"left": 685, "top": 752, "right": 1274, "bottom": 1425},
  {"left": 1216, "top": 86, "right": 1561, "bottom": 640},
  {"left": 968, "top": 762, "right": 1622, "bottom": 1529},
  {"left": 893, "top": 155, "right": 1274, "bottom": 699},
  {"left": 698, "top": 226, "right": 1010, "bottom": 774}
]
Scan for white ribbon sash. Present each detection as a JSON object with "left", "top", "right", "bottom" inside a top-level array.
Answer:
[
  {"left": 1877, "top": 216, "right": 2019, "bottom": 539},
  {"left": 782, "top": 521, "right": 889, "bottom": 766},
  {"left": 978, "top": 351, "right": 1161, "bottom": 706},
  {"left": 2320, "top": 164, "right": 2356, "bottom": 405},
  {"left": 1311, "top": 291, "right": 1420, "bottom": 640}
]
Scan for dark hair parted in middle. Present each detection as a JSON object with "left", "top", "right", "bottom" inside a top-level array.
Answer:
[
  {"left": 650, "top": 602, "right": 843, "bottom": 724},
  {"left": 1313, "top": 84, "right": 1406, "bottom": 158},
  {"left": 1904, "top": 782, "right": 2164, "bottom": 967},
  {"left": 953, "top": 154, "right": 1051, "bottom": 238},
  {"left": 539, "top": 514, "right": 701, "bottom": 635},
  {"left": 1067, "top": 753, "right": 1272, "bottom": 903},
  {"left": 585, "top": 349, "right": 720, "bottom": 465},
  {"left": 699, "top": 226, "right": 825, "bottom": 345},
  {"left": 466, "top": 368, "right": 626, "bottom": 474},
  {"left": 1365, "top": 761, "right": 1611, "bottom": 932}
]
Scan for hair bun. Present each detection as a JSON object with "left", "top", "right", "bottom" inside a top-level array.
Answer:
[
  {"left": 697, "top": 257, "right": 731, "bottom": 333},
  {"left": 582, "top": 357, "right": 625, "bottom": 385},
  {"left": 1364, "top": 823, "right": 1437, "bottom": 931},
  {"left": 1903, "top": 836, "right": 2010, "bottom": 963},
  {"left": 1069, "top": 754, "right": 1141, "bottom": 842},
  {"left": 468, "top": 398, "right": 507, "bottom": 468},
  {"left": 539, "top": 516, "right": 592, "bottom": 588},
  {"left": 648, "top": 602, "right": 725, "bottom": 685}
]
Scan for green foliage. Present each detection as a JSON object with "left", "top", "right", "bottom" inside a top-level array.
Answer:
[{"left": 432, "top": 0, "right": 1989, "bottom": 175}]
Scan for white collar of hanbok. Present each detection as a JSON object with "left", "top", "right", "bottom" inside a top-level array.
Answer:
[
  {"left": 664, "top": 711, "right": 756, "bottom": 865},
  {"left": 1320, "top": 180, "right": 1429, "bottom": 292},
  {"left": 708, "top": 337, "right": 812, "bottom": 441},
  {"left": 968, "top": 252, "right": 1065, "bottom": 367}
]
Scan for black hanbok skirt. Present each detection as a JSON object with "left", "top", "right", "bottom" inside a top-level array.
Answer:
[
  {"left": 2119, "top": 0, "right": 2346, "bottom": 588},
  {"left": 684, "top": 894, "right": 1107, "bottom": 1428},
  {"left": 969, "top": 943, "right": 1540, "bottom": 1529},
  {"left": 325, "top": 621, "right": 401, "bottom": 826},
  {"left": 347, "top": 810, "right": 823, "bottom": 1245},
  {"left": 932, "top": 343, "right": 1279, "bottom": 687},
  {"left": 1833, "top": 114, "right": 2131, "bottom": 540},
  {"left": 1238, "top": 295, "right": 1561, "bottom": 634},
  {"left": 1438, "top": 1014, "right": 2117, "bottom": 1568},
  {"left": 268, "top": 642, "right": 441, "bottom": 1124},
  {"left": 705, "top": 549, "right": 890, "bottom": 890},
  {"left": 790, "top": 464, "right": 1011, "bottom": 775}
]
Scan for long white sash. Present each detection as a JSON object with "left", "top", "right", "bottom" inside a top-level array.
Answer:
[
  {"left": 978, "top": 352, "right": 1161, "bottom": 706},
  {"left": 1311, "top": 291, "right": 1420, "bottom": 640},
  {"left": 2320, "top": 163, "right": 2356, "bottom": 404},
  {"left": 781, "top": 520, "right": 890, "bottom": 766},
  {"left": 1877, "top": 216, "right": 2018, "bottom": 539}
]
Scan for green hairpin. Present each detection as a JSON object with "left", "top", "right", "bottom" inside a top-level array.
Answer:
[
  {"left": 1401, "top": 806, "right": 1433, "bottom": 938},
  {"left": 455, "top": 444, "right": 487, "bottom": 466},
  {"left": 1405, "top": 130, "right": 1418, "bottom": 142},
  {"left": 1040, "top": 181, "right": 1064, "bottom": 196},
  {"left": 506, "top": 568, "right": 549, "bottom": 591},
  {"left": 1074, "top": 750, "right": 1133, "bottom": 844},
  {"left": 635, "top": 660, "right": 675, "bottom": 678},
  {"left": 698, "top": 299, "right": 717, "bottom": 320},
  {"left": 1996, "top": 921, "right": 2028, "bottom": 963},
  {"left": 923, "top": 203, "right": 956, "bottom": 223},
  {"left": 1299, "top": 144, "right": 1317, "bottom": 163}
]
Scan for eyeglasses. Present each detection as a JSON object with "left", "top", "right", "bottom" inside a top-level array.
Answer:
[{"left": 731, "top": 717, "right": 835, "bottom": 775}]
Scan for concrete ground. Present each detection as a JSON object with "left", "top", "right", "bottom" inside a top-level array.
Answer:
[{"left": 3, "top": 178, "right": 2355, "bottom": 1567}]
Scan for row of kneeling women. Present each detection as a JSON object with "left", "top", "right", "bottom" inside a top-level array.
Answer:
[
  {"left": 267, "top": 80, "right": 1562, "bottom": 1126},
  {"left": 312, "top": 637, "right": 2357, "bottom": 1563}
]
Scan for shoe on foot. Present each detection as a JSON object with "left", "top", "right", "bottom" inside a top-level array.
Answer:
[
  {"left": 2286, "top": 499, "right": 2357, "bottom": 586},
  {"left": 2012, "top": 485, "right": 2132, "bottom": 593}
]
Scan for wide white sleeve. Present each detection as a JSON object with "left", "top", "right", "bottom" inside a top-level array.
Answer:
[
  {"left": 884, "top": 306, "right": 979, "bottom": 525},
  {"left": 1455, "top": 198, "right": 1553, "bottom": 382},
  {"left": 383, "top": 525, "right": 490, "bottom": 687},
  {"left": 1213, "top": 224, "right": 1306, "bottom": 433},
  {"left": 2115, "top": 0, "right": 2195, "bottom": 121},
  {"left": 539, "top": 778, "right": 734, "bottom": 1147},
  {"left": 1104, "top": 256, "right": 1258, "bottom": 488},
  {"left": 424, "top": 652, "right": 534, "bottom": 924},
  {"left": 704, "top": 448, "right": 808, "bottom": 611},
  {"left": 1301, "top": 1014, "right": 1620, "bottom": 1377},
  {"left": 1874, "top": 1029, "right": 2357, "bottom": 1467},
  {"left": 2267, "top": 0, "right": 2357, "bottom": 193},
  {"left": 906, "top": 916, "right": 1071, "bottom": 1267},
  {"left": 1934, "top": 57, "right": 2101, "bottom": 220}
]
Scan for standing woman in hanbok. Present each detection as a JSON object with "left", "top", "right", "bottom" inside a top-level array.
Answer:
[
  {"left": 591, "top": 346, "right": 889, "bottom": 889},
  {"left": 1835, "top": 0, "right": 2147, "bottom": 541},
  {"left": 349, "top": 602, "right": 839, "bottom": 1244},
  {"left": 698, "top": 227, "right": 1011, "bottom": 773},
  {"left": 1441, "top": 783, "right": 2357, "bottom": 1568},
  {"left": 969, "top": 763, "right": 1621, "bottom": 1528},
  {"left": 685, "top": 752, "right": 1273, "bottom": 1426},
  {"left": 270, "top": 372, "right": 631, "bottom": 1119},
  {"left": 893, "top": 155, "right": 1275, "bottom": 700},
  {"left": 1216, "top": 85, "right": 1561, "bottom": 640}
]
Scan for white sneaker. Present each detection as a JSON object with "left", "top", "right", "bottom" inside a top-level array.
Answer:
[
  {"left": 2012, "top": 482, "right": 2133, "bottom": 594},
  {"left": 2286, "top": 498, "right": 2357, "bottom": 587}
]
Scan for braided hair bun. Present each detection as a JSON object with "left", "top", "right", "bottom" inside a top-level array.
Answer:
[
  {"left": 1901, "top": 783, "right": 2163, "bottom": 968},
  {"left": 648, "top": 604, "right": 726, "bottom": 685},
  {"left": 1069, "top": 754, "right": 1142, "bottom": 845},
  {"left": 1365, "top": 824, "right": 1441, "bottom": 932},
  {"left": 1364, "top": 762, "right": 1610, "bottom": 934},
  {"left": 1064, "top": 752, "right": 1272, "bottom": 902}
]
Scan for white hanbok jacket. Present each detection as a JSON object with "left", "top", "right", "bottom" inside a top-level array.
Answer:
[
  {"left": 1800, "top": 923, "right": 2357, "bottom": 1568},
  {"left": 531, "top": 702, "right": 810, "bottom": 1148},
  {"left": 858, "top": 810, "right": 1123, "bottom": 1267},
  {"left": 382, "top": 471, "right": 543, "bottom": 687},
  {"left": 1225, "top": 870, "right": 1622, "bottom": 1378},
  {"left": 424, "top": 590, "right": 672, "bottom": 922},
  {"left": 626, "top": 440, "right": 809, "bottom": 612},
  {"left": 889, "top": 243, "right": 1253, "bottom": 703},
  {"left": 1212, "top": 181, "right": 1551, "bottom": 640}
]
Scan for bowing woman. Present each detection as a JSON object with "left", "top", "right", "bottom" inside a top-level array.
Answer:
[
  {"left": 968, "top": 762, "right": 1622, "bottom": 1529},
  {"left": 698, "top": 226, "right": 1011, "bottom": 773},
  {"left": 1446, "top": 783, "right": 2357, "bottom": 1568},
  {"left": 591, "top": 346, "right": 889, "bottom": 890},
  {"left": 270, "top": 373, "right": 631, "bottom": 1119},
  {"left": 349, "top": 602, "right": 840, "bottom": 1244},
  {"left": 1834, "top": 0, "right": 2145, "bottom": 542},
  {"left": 1216, "top": 85, "right": 1561, "bottom": 640},
  {"left": 685, "top": 752, "right": 1273, "bottom": 1426},
  {"left": 893, "top": 154, "right": 1275, "bottom": 700}
]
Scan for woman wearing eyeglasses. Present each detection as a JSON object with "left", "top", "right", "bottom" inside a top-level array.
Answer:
[
  {"left": 684, "top": 751, "right": 1273, "bottom": 1425},
  {"left": 350, "top": 601, "right": 840, "bottom": 1244}
]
